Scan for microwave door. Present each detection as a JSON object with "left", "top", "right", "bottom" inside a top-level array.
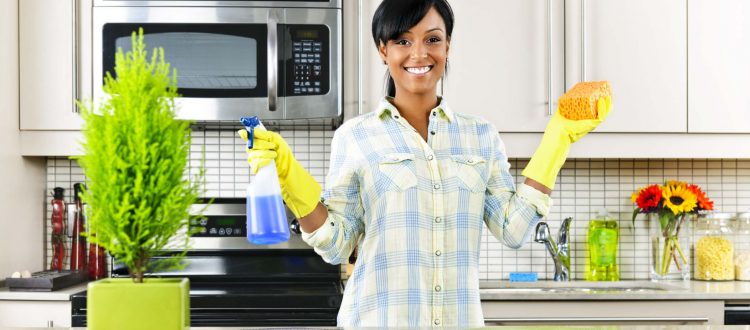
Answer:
[{"left": 93, "top": 7, "right": 284, "bottom": 121}]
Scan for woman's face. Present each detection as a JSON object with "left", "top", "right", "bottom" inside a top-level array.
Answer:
[{"left": 378, "top": 6, "right": 450, "bottom": 98}]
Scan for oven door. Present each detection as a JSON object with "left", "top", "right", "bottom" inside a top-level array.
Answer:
[{"left": 94, "top": 7, "right": 274, "bottom": 120}]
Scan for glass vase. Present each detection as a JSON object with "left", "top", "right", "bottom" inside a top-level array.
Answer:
[{"left": 649, "top": 213, "right": 692, "bottom": 281}]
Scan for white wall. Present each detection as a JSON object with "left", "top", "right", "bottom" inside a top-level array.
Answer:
[{"left": 0, "top": 0, "right": 46, "bottom": 280}]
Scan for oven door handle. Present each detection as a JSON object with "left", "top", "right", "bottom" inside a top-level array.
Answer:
[{"left": 267, "top": 11, "right": 279, "bottom": 112}]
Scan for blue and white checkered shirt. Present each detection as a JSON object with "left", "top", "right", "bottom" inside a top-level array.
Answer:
[{"left": 302, "top": 97, "right": 552, "bottom": 327}]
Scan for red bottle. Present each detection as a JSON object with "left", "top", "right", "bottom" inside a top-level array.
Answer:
[
  {"left": 88, "top": 242, "right": 107, "bottom": 280},
  {"left": 50, "top": 187, "right": 66, "bottom": 271},
  {"left": 70, "top": 183, "right": 87, "bottom": 270}
]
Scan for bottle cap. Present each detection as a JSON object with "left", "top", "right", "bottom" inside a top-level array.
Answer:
[
  {"left": 73, "top": 183, "right": 84, "bottom": 201},
  {"left": 53, "top": 187, "right": 65, "bottom": 200}
]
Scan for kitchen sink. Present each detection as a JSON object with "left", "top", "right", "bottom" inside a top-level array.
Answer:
[{"left": 480, "top": 281, "right": 688, "bottom": 294}]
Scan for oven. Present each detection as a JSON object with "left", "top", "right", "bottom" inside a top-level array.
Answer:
[
  {"left": 71, "top": 199, "right": 343, "bottom": 327},
  {"left": 92, "top": 0, "right": 342, "bottom": 122}
]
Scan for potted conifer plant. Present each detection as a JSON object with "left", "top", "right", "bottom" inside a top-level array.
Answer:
[{"left": 75, "top": 28, "right": 203, "bottom": 330}]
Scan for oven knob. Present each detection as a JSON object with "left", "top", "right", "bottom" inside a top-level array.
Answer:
[{"left": 290, "top": 219, "right": 302, "bottom": 234}]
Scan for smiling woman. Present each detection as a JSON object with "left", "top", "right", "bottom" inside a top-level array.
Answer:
[{"left": 237, "top": 0, "right": 611, "bottom": 327}]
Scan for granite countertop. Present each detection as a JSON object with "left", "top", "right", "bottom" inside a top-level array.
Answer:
[
  {"left": 0, "top": 283, "right": 88, "bottom": 301},
  {"left": 479, "top": 280, "right": 750, "bottom": 301}
]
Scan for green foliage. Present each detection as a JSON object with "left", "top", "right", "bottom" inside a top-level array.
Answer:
[{"left": 74, "top": 28, "right": 204, "bottom": 283}]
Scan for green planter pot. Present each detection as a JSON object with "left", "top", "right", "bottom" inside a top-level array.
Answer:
[{"left": 87, "top": 277, "right": 189, "bottom": 330}]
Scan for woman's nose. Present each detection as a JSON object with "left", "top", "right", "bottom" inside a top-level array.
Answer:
[{"left": 410, "top": 43, "right": 428, "bottom": 59}]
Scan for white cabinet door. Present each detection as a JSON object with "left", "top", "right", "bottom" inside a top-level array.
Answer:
[
  {"left": 0, "top": 301, "right": 72, "bottom": 327},
  {"left": 20, "top": 0, "right": 83, "bottom": 130},
  {"left": 567, "top": 0, "right": 687, "bottom": 133},
  {"left": 688, "top": 0, "right": 750, "bottom": 133},
  {"left": 444, "top": 0, "right": 565, "bottom": 133}
]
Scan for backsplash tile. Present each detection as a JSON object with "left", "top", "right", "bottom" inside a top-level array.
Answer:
[{"left": 45, "top": 129, "right": 750, "bottom": 280}]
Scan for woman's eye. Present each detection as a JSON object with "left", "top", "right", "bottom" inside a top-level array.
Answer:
[
  {"left": 394, "top": 39, "right": 410, "bottom": 46},
  {"left": 428, "top": 37, "right": 442, "bottom": 43}
]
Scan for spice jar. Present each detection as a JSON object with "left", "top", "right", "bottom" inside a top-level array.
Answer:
[
  {"left": 694, "top": 212, "right": 735, "bottom": 281},
  {"left": 734, "top": 212, "right": 750, "bottom": 281}
]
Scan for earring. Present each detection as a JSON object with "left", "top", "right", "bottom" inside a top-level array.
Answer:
[{"left": 383, "top": 61, "right": 387, "bottom": 65}]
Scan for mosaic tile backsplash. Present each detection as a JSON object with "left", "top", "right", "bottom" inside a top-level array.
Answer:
[{"left": 45, "top": 127, "right": 750, "bottom": 280}]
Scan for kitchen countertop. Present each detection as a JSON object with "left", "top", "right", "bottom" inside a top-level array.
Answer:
[
  {"left": 1, "top": 327, "right": 749, "bottom": 330},
  {"left": 2, "top": 280, "right": 750, "bottom": 302},
  {"left": 479, "top": 280, "right": 750, "bottom": 301},
  {"left": 0, "top": 283, "right": 88, "bottom": 301}
]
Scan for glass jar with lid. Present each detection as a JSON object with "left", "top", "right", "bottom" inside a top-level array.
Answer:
[
  {"left": 734, "top": 212, "right": 750, "bottom": 281},
  {"left": 694, "top": 212, "right": 735, "bottom": 281}
]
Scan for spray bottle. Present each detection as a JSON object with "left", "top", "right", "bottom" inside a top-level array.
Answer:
[{"left": 240, "top": 116, "right": 289, "bottom": 245}]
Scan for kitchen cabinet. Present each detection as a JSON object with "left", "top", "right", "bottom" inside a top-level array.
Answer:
[
  {"left": 444, "top": 0, "right": 686, "bottom": 133},
  {"left": 444, "top": 0, "right": 565, "bottom": 133},
  {"left": 0, "top": 300, "right": 71, "bottom": 327},
  {"left": 19, "top": 0, "right": 83, "bottom": 131},
  {"left": 482, "top": 300, "right": 723, "bottom": 325},
  {"left": 688, "top": 0, "right": 750, "bottom": 133}
]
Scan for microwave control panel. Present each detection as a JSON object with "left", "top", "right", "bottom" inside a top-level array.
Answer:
[
  {"left": 192, "top": 215, "right": 245, "bottom": 237},
  {"left": 286, "top": 25, "right": 330, "bottom": 96}
]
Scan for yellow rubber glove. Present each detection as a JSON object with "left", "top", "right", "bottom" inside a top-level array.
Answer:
[
  {"left": 238, "top": 128, "right": 322, "bottom": 218},
  {"left": 522, "top": 96, "right": 612, "bottom": 190}
]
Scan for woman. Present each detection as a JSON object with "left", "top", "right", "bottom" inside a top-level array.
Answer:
[{"left": 239, "top": 0, "right": 610, "bottom": 326}]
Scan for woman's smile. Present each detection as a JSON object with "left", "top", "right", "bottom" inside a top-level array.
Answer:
[{"left": 405, "top": 65, "right": 434, "bottom": 75}]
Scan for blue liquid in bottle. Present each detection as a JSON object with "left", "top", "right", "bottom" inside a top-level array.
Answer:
[
  {"left": 247, "top": 193, "right": 289, "bottom": 245},
  {"left": 241, "top": 116, "right": 290, "bottom": 245}
]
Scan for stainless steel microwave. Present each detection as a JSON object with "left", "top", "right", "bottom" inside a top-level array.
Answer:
[{"left": 93, "top": 1, "right": 342, "bottom": 122}]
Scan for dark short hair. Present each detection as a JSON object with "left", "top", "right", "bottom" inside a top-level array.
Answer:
[
  {"left": 372, "top": 0, "right": 455, "bottom": 47},
  {"left": 372, "top": 0, "right": 455, "bottom": 97}
]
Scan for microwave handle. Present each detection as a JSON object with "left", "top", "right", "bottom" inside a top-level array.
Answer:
[{"left": 267, "top": 12, "right": 279, "bottom": 112}]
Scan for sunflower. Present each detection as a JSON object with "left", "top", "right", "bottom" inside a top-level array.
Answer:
[
  {"left": 687, "top": 184, "right": 714, "bottom": 211},
  {"left": 662, "top": 183, "right": 698, "bottom": 215}
]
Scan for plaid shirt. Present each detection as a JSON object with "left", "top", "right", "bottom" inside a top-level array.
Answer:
[{"left": 302, "top": 97, "right": 551, "bottom": 327}]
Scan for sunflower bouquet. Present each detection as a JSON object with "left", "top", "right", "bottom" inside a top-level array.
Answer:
[{"left": 631, "top": 181, "right": 714, "bottom": 278}]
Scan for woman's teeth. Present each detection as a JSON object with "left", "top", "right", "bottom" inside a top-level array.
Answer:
[{"left": 405, "top": 66, "right": 432, "bottom": 74}]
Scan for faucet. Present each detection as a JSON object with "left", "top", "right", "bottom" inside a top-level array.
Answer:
[{"left": 534, "top": 217, "right": 572, "bottom": 281}]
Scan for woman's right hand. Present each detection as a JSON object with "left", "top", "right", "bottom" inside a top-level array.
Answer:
[
  {"left": 237, "top": 128, "right": 322, "bottom": 219},
  {"left": 237, "top": 128, "right": 285, "bottom": 175}
]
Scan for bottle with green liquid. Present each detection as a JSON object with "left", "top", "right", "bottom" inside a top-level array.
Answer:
[{"left": 586, "top": 209, "right": 619, "bottom": 281}]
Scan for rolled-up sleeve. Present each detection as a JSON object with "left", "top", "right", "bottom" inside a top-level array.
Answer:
[
  {"left": 483, "top": 130, "right": 552, "bottom": 249},
  {"left": 301, "top": 127, "right": 365, "bottom": 264}
]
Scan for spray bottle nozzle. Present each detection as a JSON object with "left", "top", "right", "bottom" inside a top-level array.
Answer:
[{"left": 240, "top": 116, "right": 262, "bottom": 149}]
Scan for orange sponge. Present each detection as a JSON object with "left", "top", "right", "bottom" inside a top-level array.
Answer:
[{"left": 558, "top": 81, "right": 612, "bottom": 120}]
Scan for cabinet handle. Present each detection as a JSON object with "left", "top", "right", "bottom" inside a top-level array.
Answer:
[
  {"left": 267, "top": 11, "right": 279, "bottom": 112},
  {"left": 546, "top": 0, "right": 552, "bottom": 116},
  {"left": 485, "top": 317, "right": 709, "bottom": 323},
  {"left": 580, "top": 0, "right": 586, "bottom": 81},
  {"left": 72, "top": 0, "right": 79, "bottom": 113}
]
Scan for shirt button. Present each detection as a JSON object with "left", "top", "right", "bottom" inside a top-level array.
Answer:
[
  {"left": 432, "top": 111, "right": 437, "bottom": 116},
  {"left": 430, "top": 130, "right": 436, "bottom": 135},
  {"left": 467, "top": 159, "right": 474, "bottom": 164},
  {"left": 435, "top": 285, "right": 441, "bottom": 292},
  {"left": 434, "top": 319, "right": 441, "bottom": 325},
  {"left": 435, "top": 250, "right": 441, "bottom": 256},
  {"left": 394, "top": 115, "right": 400, "bottom": 119},
  {"left": 435, "top": 217, "right": 442, "bottom": 223},
  {"left": 427, "top": 155, "right": 434, "bottom": 161},
  {"left": 433, "top": 184, "right": 440, "bottom": 190}
]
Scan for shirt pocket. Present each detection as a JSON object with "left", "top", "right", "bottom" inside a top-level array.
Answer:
[
  {"left": 377, "top": 153, "right": 418, "bottom": 191},
  {"left": 451, "top": 155, "right": 488, "bottom": 193}
]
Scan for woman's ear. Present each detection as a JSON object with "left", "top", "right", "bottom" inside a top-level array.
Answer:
[{"left": 378, "top": 41, "right": 388, "bottom": 64}]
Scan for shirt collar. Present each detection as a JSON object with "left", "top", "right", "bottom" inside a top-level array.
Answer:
[{"left": 376, "top": 96, "right": 455, "bottom": 123}]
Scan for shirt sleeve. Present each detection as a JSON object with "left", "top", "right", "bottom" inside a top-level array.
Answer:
[
  {"left": 483, "top": 129, "right": 553, "bottom": 249},
  {"left": 301, "top": 126, "right": 365, "bottom": 264}
]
